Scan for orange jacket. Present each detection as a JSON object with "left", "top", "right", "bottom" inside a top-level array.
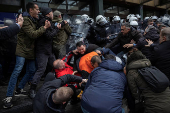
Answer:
[{"left": 79, "top": 52, "right": 98, "bottom": 73}]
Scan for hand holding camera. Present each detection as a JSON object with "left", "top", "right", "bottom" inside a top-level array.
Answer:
[
  {"left": 55, "top": 20, "right": 66, "bottom": 27},
  {"left": 44, "top": 20, "right": 51, "bottom": 29},
  {"left": 57, "top": 23, "right": 61, "bottom": 29}
]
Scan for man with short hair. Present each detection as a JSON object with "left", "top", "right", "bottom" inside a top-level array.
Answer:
[
  {"left": 3, "top": 2, "right": 51, "bottom": 108},
  {"left": 105, "top": 22, "right": 142, "bottom": 55},
  {"left": 53, "top": 10, "right": 72, "bottom": 59},
  {"left": 149, "top": 27, "right": 170, "bottom": 81},
  {"left": 53, "top": 59, "right": 74, "bottom": 78},
  {"left": 72, "top": 41, "right": 99, "bottom": 71},
  {"left": 33, "top": 74, "right": 86, "bottom": 113},
  {"left": 91, "top": 55, "right": 102, "bottom": 69}
]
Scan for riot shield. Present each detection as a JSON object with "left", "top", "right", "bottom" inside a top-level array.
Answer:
[
  {"left": 66, "top": 15, "right": 90, "bottom": 53},
  {"left": 63, "top": 14, "right": 72, "bottom": 25},
  {"left": 110, "top": 22, "right": 121, "bottom": 39}
]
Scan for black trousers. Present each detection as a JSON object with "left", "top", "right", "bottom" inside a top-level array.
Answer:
[{"left": 31, "top": 53, "right": 55, "bottom": 88}]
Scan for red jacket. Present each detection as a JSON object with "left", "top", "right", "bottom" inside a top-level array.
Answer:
[
  {"left": 54, "top": 63, "right": 73, "bottom": 78},
  {"left": 54, "top": 53, "right": 81, "bottom": 88}
]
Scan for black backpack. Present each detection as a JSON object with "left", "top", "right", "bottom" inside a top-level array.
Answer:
[{"left": 138, "top": 66, "right": 170, "bottom": 93}]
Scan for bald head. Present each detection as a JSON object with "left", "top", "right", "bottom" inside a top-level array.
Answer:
[{"left": 53, "top": 59, "right": 65, "bottom": 69}]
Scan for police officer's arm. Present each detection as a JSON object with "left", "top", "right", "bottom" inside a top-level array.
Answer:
[
  {"left": 104, "top": 36, "right": 119, "bottom": 48},
  {"left": 95, "top": 34, "right": 108, "bottom": 44}
]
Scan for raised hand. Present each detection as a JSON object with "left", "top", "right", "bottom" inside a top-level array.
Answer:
[
  {"left": 17, "top": 14, "right": 24, "bottom": 27},
  {"left": 145, "top": 39, "right": 153, "bottom": 47},
  {"left": 44, "top": 20, "right": 51, "bottom": 29}
]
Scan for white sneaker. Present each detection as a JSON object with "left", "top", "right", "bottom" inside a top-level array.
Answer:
[
  {"left": 3, "top": 97, "right": 13, "bottom": 108},
  {"left": 15, "top": 89, "right": 27, "bottom": 96}
]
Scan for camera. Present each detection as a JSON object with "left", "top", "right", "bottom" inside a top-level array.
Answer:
[
  {"left": 17, "top": 8, "right": 22, "bottom": 18},
  {"left": 55, "top": 21, "right": 65, "bottom": 27}
]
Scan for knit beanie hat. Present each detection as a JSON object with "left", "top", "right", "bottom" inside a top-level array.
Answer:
[{"left": 40, "top": 7, "right": 52, "bottom": 16}]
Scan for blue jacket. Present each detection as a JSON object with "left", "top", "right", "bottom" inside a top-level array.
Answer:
[{"left": 81, "top": 59, "right": 127, "bottom": 113}]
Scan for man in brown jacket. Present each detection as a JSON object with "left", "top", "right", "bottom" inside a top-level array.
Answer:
[
  {"left": 3, "top": 2, "right": 51, "bottom": 109},
  {"left": 53, "top": 10, "right": 72, "bottom": 59}
]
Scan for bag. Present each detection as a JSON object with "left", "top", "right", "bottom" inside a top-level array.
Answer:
[{"left": 138, "top": 66, "right": 169, "bottom": 93}]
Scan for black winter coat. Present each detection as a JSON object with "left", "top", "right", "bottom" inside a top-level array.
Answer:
[
  {"left": 36, "top": 15, "right": 58, "bottom": 55},
  {"left": 93, "top": 23, "right": 112, "bottom": 47},
  {"left": 150, "top": 40, "right": 170, "bottom": 81},
  {"left": 33, "top": 74, "right": 82, "bottom": 113},
  {"left": 136, "top": 28, "right": 159, "bottom": 59},
  {"left": 105, "top": 28, "right": 143, "bottom": 52},
  {"left": 0, "top": 24, "right": 20, "bottom": 56}
]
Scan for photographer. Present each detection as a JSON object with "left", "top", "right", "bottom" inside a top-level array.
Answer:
[
  {"left": 52, "top": 10, "right": 72, "bottom": 59},
  {"left": 29, "top": 7, "right": 61, "bottom": 99}
]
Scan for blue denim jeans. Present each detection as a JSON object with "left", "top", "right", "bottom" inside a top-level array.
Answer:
[{"left": 6, "top": 56, "right": 36, "bottom": 97}]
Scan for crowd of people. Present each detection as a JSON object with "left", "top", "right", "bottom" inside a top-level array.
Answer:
[{"left": 1, "top": 2, "right": 170, "bottom": 113}]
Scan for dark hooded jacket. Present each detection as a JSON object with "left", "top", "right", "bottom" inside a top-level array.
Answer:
[
  {"left": 36, "top": 15, "right": 58, "bottom": 54},
  {"left": 126, "top": 50, "right": 170, "bottom": 113},
  {"left": 33, "top": 74, "right": 82, "bottom": 113},
  {"left": 136, "top": 26, "right": 159, "bottom": 59},
  {"left": 0, "top": 24, "right": 19, "bottom": 56},
  {"left": 81, "top": 59, "right": 127, "bottom": 113},
  {"left": 149, "top": 40, "right": 170, "bottom": 81}
]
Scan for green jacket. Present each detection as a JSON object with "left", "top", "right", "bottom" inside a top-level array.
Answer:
[
  {"left": 52, "top": 17, "right": 72, "bottom": 45},
  {"left": 15, "top": 16, "right": 45, "bottom": 59},
  {"left": 126, "top": 51, "right": 170, "bottom": 113}
]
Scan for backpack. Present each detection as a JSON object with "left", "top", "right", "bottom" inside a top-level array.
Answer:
[{"left": 138, "top": 66, "right": 170, "bottom": 93}]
